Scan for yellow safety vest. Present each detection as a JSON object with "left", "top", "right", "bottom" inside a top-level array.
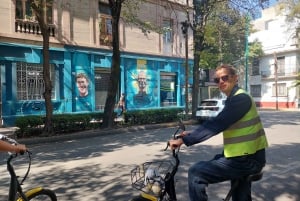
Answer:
[{"left": 223, "top": 89, "right": 268, "bottom": 158}]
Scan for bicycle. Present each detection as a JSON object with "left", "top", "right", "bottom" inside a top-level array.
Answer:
[
  {"left": 1, "top": 135, "right": 57, "bottom": 201},
  {"left": 130, "top": 120, "right": 263, "bottom": 201}
]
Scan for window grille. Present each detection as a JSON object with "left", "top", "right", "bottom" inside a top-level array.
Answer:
[
  {"left": 272, "top": 83, "right": 287, "bottom": 97},
  {"left": 99, "top": 3, "right": 112, "bottom": 46},
  {"left": 95, "top": 69, "right": 110, "bottom": 110},
  {"left": 250, "top": 85, "right": 261, "bottom": 97},
  {"left": 16, "top": 62, "right": 55, "bottom": 100},
  {"left": 160, "top": 72, "right": 177, "bottom": 107},
  {"left": 162, "top": 19, "right": 173, "bottom": 54}
]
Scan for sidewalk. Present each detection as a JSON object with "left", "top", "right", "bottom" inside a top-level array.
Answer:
[
  {"left": 0, "top": 119, "right": 198, "bottom": 145},
  {"left": 0, "top": 127, "right": 18, "bottom": 137}
]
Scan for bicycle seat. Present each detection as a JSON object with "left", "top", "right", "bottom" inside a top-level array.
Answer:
[{"left": 246, "top": 171, "right": 263, "bottom": 182}]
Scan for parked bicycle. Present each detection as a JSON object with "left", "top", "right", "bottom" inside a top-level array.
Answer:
[{"left": 130, "top": 120, "right": 263, "bottom": 201}]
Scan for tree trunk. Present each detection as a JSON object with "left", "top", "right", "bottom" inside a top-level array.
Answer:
[
  {"left": 31, "top": 0, "right": 54, "bottom": 135},
  {"left": 102, "top": 0, "right": 122, "bottom": 128},
  {"left": 192, "top": 24, "right": 203, "bottom": 118},
  {"left": 42, "top": 29, "right": 54, "bottom": 134},
  {"left": 191, "top": 0, "right": 214, "bottom": 118}
]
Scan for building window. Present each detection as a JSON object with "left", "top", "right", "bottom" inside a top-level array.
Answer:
[
  {"left": 15, "top": 0, "right": 53, "bottom": 23},
  {"left": 252, "top": 57, "right": 260, "bottom": 75},
  {"left": 272, "top": 83, "right": 287, "bottom": 97},
  {"left": 160, "top": 72, "right": 177, "bottom": 107},
  {"left": 16, "top": 62, "right": 55, "bottom": 100},
  {"left": 95, "top": 69, "right": 110, "bottom": 110},
  {"left": 276, "top": 56, "right": 285, "bottom": 76},
  {"left": 250, "top": 85, "right": 261, "bottom": 97},
  {"left": 99, "top": 3, "right": 112, "bottom": 46},
  {"left": 162, "top": 19, "right": 173, "bottom": 54}
]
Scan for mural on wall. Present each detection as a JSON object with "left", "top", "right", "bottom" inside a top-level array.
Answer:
[
  {"left": 75, "top": 70, "right": 92, "bottom": 111},
  {"left": 126, "top": 59, "right": 158, "bottom": 109},
  {"left": 72, "top": 52, "right": 93, "bottom": 112}
]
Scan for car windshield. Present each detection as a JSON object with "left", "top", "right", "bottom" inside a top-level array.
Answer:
[{"left": 200, "top": 101, "right": 218, "bottom": 106}]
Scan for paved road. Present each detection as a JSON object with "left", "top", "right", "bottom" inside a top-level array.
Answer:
[{"left": 0, "top": 110, "right": 299, "bottom": 201}]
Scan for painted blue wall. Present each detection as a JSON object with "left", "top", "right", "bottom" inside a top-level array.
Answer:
[{"left": 0, "top": 43, "right": 192, "bottom": 126}]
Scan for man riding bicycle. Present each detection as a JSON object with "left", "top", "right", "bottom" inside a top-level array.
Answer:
[{"left": 169, "top": 64, "right": 268, "bottom": 201}]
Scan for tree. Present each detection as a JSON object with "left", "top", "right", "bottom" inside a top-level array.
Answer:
[
  {"left": 102, "top": 0, "right": 124, "bottom": 128},
  {"left": 293, "top": 73, "right": 300, "bottom": 87},
  {"left": 30, "top": 0, "right": 54, "bottom": 135},
  {"left": 190, "top": 0, "right": 269, "bottom": 118},
  {"left": 102, "top": 0, "right": 174, "bottom": 128},
  {"left": 278, "top": 0, "right": 300, "bottom": 20},
  {"left": 200, "top": 2, "right": 248, "bottom": 68}
]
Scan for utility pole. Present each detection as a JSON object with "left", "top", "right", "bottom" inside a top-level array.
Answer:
[
  {"left": 181, "top": 0, "right": 190, "bottom": 118},
  {"left": 274, "top": 53, "right": 279, "bottom": 110},
  {"left": 244, "top": 15, "right": 250, "bottom": 91}
]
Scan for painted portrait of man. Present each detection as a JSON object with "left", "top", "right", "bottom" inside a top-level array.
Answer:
[
  {"left": 133, "top": 71, "right": 152, "bottom": 106},
  {"left": 76, "top": 73, "right": 89, "bottom": 97}
]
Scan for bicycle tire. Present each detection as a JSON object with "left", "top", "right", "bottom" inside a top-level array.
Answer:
[{"left": 26, "top": 189, "right": 57, "bottom": 201}]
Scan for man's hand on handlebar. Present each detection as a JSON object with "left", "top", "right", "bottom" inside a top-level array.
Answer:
[
  {"left": 14, "top": 144, "right": 27, "bottom": 154},
  {"left": 168, "top": 138, "right": 184, "bottom": 150},
  {"left": 0, "top": 140, "right": 27, "bottom": 154}
]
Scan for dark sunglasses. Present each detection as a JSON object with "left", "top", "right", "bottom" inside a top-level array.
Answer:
[{"left": 214, "top": 75, "right": 229, "bottom": 84}]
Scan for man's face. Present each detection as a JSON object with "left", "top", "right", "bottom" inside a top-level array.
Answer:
[
  {"left": 76, "top": 77, "right": 89, "bottom": 96},
  {"left": 214, "top": 68, "right": 237, "bottom": 96},
  {"left": 138, "top": 74, "right": 147, "bottom": 91}
]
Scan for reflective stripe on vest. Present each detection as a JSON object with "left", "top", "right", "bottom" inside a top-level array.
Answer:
[{"left": 223, "top": 89, "right": 268, "bottom": 157}]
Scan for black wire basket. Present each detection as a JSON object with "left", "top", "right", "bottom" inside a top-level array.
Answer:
[{"left": 131, "top": 160, "right": 174, "bottom": 197}]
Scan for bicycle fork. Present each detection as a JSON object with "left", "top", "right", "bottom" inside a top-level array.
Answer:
[{"left": 163, "top": 172, "right": 177, "bottom": 201}]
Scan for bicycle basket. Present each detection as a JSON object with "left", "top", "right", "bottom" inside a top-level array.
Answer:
[{"left": 131, "top": 160, "right": 174, "bottom": 197}]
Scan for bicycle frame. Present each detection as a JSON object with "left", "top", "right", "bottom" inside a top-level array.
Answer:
[
  {"left": 160, "top": 124, "right": 183, "bottom": 201},
  {"left": 131, "top": 121, "right": 264, "bottom": 201},
  {"left": 131, "top": 120, "right": 185, "bottom": 201}
]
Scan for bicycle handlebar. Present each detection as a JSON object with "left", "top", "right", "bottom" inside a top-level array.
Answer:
[
  {"left": 7, "top": 150, "right": 32, "bottom": 185},
  {"left": 163, "top": 120, "right": 186, "bottom": 167}
]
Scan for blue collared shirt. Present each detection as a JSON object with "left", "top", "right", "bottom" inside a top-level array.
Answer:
[{"left": 183, "top": 85, "right": 252, "bottom": 146}]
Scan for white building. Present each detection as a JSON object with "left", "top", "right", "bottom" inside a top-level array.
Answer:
[{"left": 249, "top": 4, "right": 300, "bottom": 109}]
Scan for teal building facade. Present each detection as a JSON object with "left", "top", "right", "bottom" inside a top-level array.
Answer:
[{"left": 0, "top": 42, "right": 192, "bottom": 126}]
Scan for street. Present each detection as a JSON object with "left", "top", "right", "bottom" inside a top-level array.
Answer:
[{"left": 0, "top": 110, "right": 299, "bottom": 201}]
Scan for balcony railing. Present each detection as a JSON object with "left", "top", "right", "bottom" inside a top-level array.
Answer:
[
  {"left": 15, "top": 19, "right": 56, "bottom": 37},
  {"left": 261, "top": 69, "right": 299, "bottom": 78}
]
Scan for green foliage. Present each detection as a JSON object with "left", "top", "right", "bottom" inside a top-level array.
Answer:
[
  {"left": 15, "top": 116, "right": 44, "bottom": 138},
  {"left": 278, "top": 0, "right": 300, "bottom": 21},
  {"left": 248, "top": 39, "right": 264, "bottom": 58},
  {"left": 14, "top": 113, "right": 106, "bottom": 138},
  {"left": 124, "top": 108, "right": 183, "bottom": 125},
  {"left": 199, "top": 2, "right": 248, "bottom": 68},
  {"left": 292, "top": 73, "right": 300, "bottom": 87},
  {"left": 14, "top": 109, "right": 184, "bottom": 138}
]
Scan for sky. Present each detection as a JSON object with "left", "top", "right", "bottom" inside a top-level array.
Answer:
[{"left": 269, "top": 0, "right": 279, "bottom": 7}]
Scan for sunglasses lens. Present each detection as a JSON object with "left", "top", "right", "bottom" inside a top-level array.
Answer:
[
  {"left": 214, "top": 78, "right": 220, "bottom": 84},
  {"left": 214, "top": 75, "right": 229, "bottom": 84},
  {"left": 222, "top": 75, "right": 229, "bottom": 82}
]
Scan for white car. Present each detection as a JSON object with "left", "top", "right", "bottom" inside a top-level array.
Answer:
[{"left": 196, "top": 99, "right": 226, "bottom": 122}]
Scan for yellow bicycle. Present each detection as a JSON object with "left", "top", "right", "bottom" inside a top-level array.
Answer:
[{"left": 7, "top": 151, "right": 57, "bottom": 201}]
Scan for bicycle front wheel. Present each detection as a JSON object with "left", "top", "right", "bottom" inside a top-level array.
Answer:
[{"left": 26, "top": 189, "right": 57, "bottom": 201}]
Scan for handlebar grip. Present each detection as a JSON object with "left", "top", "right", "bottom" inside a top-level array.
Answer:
[{"left": 175, "top": 135, "right": 183, "bottom": 140}]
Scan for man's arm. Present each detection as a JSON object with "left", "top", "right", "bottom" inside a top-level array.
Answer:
[
  {"left": 182, "top": 93, "right": 252, "bottom": 146},
  {"left": 0, "top": 140, "right": 27, "bottom": 153}
]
